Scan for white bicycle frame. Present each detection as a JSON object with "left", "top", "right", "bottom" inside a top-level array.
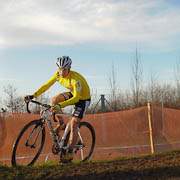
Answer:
[{"left": 40, "top": 108, "right": 84, "bottom": 157}]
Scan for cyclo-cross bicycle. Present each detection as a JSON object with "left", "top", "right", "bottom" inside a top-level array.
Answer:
[{"left": 11, "top": 99, "right": 95, "bottom": 166}]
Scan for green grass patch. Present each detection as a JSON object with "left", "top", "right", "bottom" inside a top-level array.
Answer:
[{"left": 1, "top": 150, "right": 180, "bottom": 179}]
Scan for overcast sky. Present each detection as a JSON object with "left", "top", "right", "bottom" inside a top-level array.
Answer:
[
  {"left": 1, "top": 0, "right": 180, "bottom": 48},
  {"left": 0, "top": 0, "right": 180, "bottom": 104}
]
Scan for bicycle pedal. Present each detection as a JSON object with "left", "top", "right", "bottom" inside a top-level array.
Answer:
[{"left": 52, "top": 144, "right": 60, "bottom": 155}]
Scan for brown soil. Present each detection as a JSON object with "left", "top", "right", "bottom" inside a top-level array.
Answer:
[{"left": 1, "top": 150, "right": 180, "bottom": 179}]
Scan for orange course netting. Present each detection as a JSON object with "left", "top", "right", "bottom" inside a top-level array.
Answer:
[
  {"left": 0, "top": 105, "right": 179, "bottom": 165},
  {"left": 151, "top": 105, "right": 180, "bottom": 152}
]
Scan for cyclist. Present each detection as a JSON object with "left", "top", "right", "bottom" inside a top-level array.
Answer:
[{"left": 25, "top": 56, "right": 91, "bottom": 162}]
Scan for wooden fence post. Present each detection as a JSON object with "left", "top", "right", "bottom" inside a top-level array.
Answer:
[{"left": 147, "top": 102, "right": 155, "bottom": 154}]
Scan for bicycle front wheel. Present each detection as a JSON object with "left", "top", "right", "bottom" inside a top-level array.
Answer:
[
  {"left": 73, "top": 121, "right": 95, "bottom": 162},
  {"left": 11, "top": 119, "right": 45, "bottom": 166}
]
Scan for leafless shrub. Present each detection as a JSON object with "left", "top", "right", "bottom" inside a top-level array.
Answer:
[
  {"left": 131, "top": 47, "right": 143, "bottom": 107},
  {"left": 3, "top": 84, "right": 24, "bottom": 112}
]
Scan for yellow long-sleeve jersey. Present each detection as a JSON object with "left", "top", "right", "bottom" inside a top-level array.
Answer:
[{"left": 33, "top": 70, "right": 91, "bottom": 108}]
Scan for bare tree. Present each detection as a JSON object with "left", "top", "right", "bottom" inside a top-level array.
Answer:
[
  {"left": 108, "top": 62, "right": 118, "bottom": 111},
  {"left": 174, "top": 60, "right": 180, "bottom": 105},
  {"left": 0, "top": 97, "right": 7, "bottom": 113},
  {"left": 131, "top": 47, "right": 143, "bottom": 107},
  {"left": 124, "top": 89, "right": 133, "bottom": 108},
  {"left": 86, "top": 88, "right": 99, "bottom": 113},
  {"left": 0, "top": 97, "right": 2, "bottom": 109},
  {"left": 148, "top": 71, "right": 159, "bottom": 103},
  {"left": 3, "top": 84, "right": 24, "bottom": 112},
  {"left": 161, "top": 83, "right": 177, "bottom": 107},
  {"left": 33, "top": 94, "right": 50, "bottom": 114}
]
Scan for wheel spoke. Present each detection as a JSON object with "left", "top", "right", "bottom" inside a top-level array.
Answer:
[
  {"left": 30, "top": 126, "right": 43, "bottom": 148},
  {"left": 12, "top": 120, "right": 45, "bottom": 166}
]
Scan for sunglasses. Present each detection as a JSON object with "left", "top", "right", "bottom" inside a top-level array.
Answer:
[{"left": 56, "top": 62, "right": 69, "bottom": 70}]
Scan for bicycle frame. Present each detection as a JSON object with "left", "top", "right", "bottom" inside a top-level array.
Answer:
[
  {"left": 40, "top": 108, "right": 70, "bottom": 153},
  {"left": 25, "top": 99, "right": 85, "bottom": 159},
  {"left": 12, "top": 99, "right": 95, "bottom": 167},
  {"left": 40, "top": 108, "right": 84, "bottom": 155}
]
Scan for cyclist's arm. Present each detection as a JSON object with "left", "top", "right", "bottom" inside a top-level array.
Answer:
[
  {"left": 33, "top": 72, "right": 57, "bottom": 98},
  {"left": 59, "top": 80, "right": 81, "bottom": 108}
]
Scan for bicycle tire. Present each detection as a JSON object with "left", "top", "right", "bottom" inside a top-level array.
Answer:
[
  {"left": 64, "top": 121, "right": 95, "bottom": 162},
  {"left": 79, "top": 121, "right": 95, "bottom": 161},
  {"left": 11, "top": 119, "right": 45, "bottom": 166}
]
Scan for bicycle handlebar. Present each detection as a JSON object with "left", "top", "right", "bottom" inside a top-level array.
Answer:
[
  {"left": 25, "top": 100, "right": 61, "bottom": 122},
  {"left": 25, "top": 99, "right": 51, "bottom": 114}
]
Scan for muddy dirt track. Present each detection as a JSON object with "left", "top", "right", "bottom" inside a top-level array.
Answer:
[{"left": 1, "top": 150, "right": 180, "bottom": 179}]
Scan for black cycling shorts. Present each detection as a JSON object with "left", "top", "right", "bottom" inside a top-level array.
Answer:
[
  {"left": 72, "top": 99, "right": 91, "bottom": 119},
  {"left": 62, "top": 92, "right": 91, "bottom": 119}
]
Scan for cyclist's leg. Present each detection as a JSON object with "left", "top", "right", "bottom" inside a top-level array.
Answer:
[
  {"left": 61, "top": 100, "right": 90, "bottom": 162},
  {"left": 68, "top": 117, "right": 80, "bottom": 150},
  {"left": 61, "top": 116, "right": 79, "bottom": 162},
  {"left": 50, "top": 92, "right": 73, "bottom": 106},
  {"left": 68, "top": 100, "right": 91, "bottom": 151},
  {"left": 51, "top": 92, "right": 72, "bottom": 132}
]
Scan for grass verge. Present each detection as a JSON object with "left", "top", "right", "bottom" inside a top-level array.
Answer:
[{"left": 1, "top": 150, "right": 180, "bottom": 179}]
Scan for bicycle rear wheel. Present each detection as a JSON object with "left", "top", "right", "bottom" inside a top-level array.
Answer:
[
  {"left": 73, "top": 121, "right": 95, "bottom": 162},
  {"left": 11, "top": 119, "right": 45, "bottom": 166}
]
